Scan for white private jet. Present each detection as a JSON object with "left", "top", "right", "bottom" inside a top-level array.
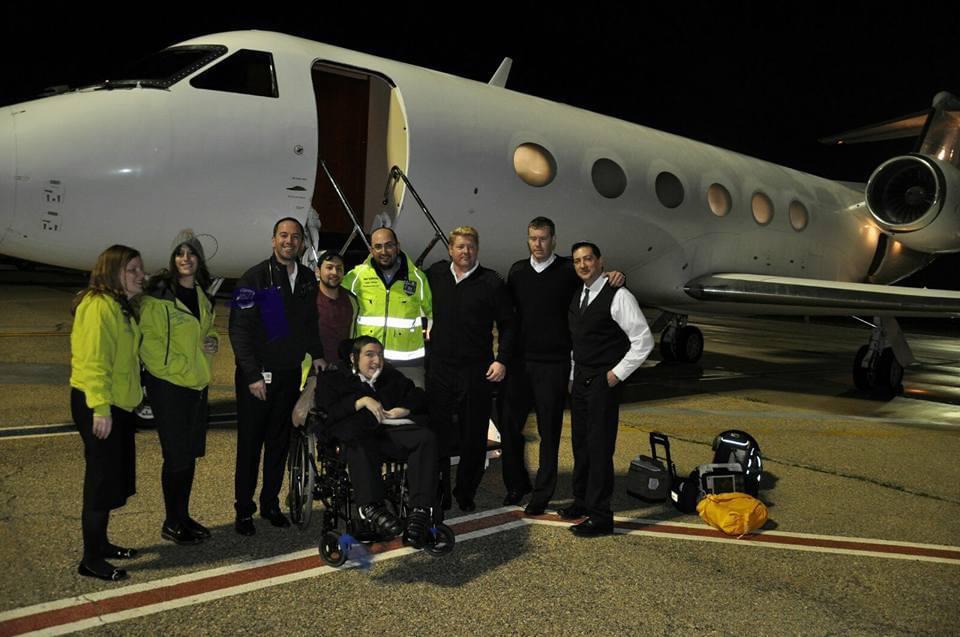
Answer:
[{"left": 1, "top": 31, "right": 958, "bottom": 395}]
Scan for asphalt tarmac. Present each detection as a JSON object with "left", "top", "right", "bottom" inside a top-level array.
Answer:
[{"left": 0, "top": 280, "right": 958, "bottom": 636}]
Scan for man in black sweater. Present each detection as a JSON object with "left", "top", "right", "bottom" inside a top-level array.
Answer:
[
  {"left": 566, "top": 241, "right": 653, "bottom": 536},
  {"left": 426, "top": 226, "right": 514, "bottom": 512},
  {"left": 501, "top": 217, "right": 623, "bottom": 515},
  {"left": 229, "top": 217, "right": 324, "bottom": 536}
]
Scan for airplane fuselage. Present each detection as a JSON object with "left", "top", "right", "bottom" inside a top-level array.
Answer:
[{"left": 0, "top": 32, "right": 947, "bottom": 317}]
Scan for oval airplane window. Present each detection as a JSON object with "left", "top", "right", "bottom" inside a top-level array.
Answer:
[
  {"left": 789, "top": 200, "right": 809, "bottom": 231},
  {"left": 707, "top": 183, "right": 732, "bottom": 216},
  {"left": 592, "top": 158, "right": 627, "bottom": 198},
  {"left": 655, "top": 172, "right": 684, "bottom": 209},
  {"left": 751, "top": 191, "right": 774, "bottom": 225},
  {"left": 513, "top": 143, "right": 556, "bottom": 187}
]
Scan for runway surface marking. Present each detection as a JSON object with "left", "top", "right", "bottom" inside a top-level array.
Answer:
[{"left": 2, "top": 508, "right": 958, "bottom": 636}]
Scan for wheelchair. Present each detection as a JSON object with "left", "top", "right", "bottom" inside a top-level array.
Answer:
[{"left": 287, "top": 412, "right": 455, "bottom": 567}]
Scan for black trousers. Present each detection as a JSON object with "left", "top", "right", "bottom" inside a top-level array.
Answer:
[
  {"left": 500, "top": 359, "right": 569, "bottom": 505},
  {"left": 343, "top": 424, "right": 438, "bottom": 509},
  {"left": 427, "top": 359, "right": 494, "bottom": 502},
  {"left": 234, "top": 368, "right": 301, "bottom": 518},
  {"left": 144, "top": 373, "right": 208, "bottom": 471},
  {"left": 570, "top": 368, "right": 622, "bottom": 523},
  {"left": 71, "top": 389, "right": 136, "bottom": 511}
]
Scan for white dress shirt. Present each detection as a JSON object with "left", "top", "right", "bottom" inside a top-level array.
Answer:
[
  {"left": 287, "top": 262, "right": 298, "bottom": 293},
  {"left": 450, "top": 261, "right": 480, "bottom": 284},
  {"left": 530, "top": 253, "right": 557, "bottom": 273},
  {"left": 573, "top": 276, "right": 654, "bottom": 381}
]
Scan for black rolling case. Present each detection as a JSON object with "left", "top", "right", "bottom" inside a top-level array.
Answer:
[{"left": 626, "top": 432, "right": 675, "bottom": 502}]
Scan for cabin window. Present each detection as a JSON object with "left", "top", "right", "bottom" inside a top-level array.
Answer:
[
  {"left": 789, "top": 200, "right": 809, "bottom": 231},
  {"left": 513, "top": 143, "right": 556, "bottom": 187},
  {"left": 190, "top": 49, "right": 279, "bottom": 98},
  {"left": 106, "top": 45, "right": 226, "bottom": 88},
  {"left": 655, "top": 172, "right": 684, "bottom": 208},
  {"left": 751, "top": 192, "right": 774, "bottom": 225},
  {"left": 707, "top": 183, "right": 732, "bottom": 216},
  {"left": 592, "top": 158, "right": 627, "bottom": 198}
]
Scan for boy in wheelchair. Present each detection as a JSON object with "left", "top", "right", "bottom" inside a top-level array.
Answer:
[{"left": 311, "top": 335, "right": 439, "bottom": 549}]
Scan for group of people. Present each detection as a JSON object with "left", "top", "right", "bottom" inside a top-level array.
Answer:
[
  {"left": 68, "top": 214, "right": 653, "bottom": 582},
  {"left": 70, "top": 232, "right": 217, "bottom": 581}
]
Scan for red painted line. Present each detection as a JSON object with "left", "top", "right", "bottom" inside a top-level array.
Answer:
[
  {"left": 0, "top": 513, "right": 521, "bottom": 637},
  {"left": 2, "top": 510, "right": 957, "bottom": 636},
  {"left": 611, "top": 519, "right": 960, "bottom": 560}
]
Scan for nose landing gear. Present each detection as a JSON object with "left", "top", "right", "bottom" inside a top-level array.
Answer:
[{"left": 852, "top": 316, "right": 912, "bottom": 398}]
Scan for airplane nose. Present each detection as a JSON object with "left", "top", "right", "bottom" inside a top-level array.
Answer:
[{"left": 0, "top": 108, "right": 14, "bottom": 245}]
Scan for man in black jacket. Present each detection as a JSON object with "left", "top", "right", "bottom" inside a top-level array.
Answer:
[
  {"left": 426, "top": 226, "right": 514, "bottom": 512},
  {"left": 314, "top": 336, "right": 438, "bottom": 548},
  {"left": 230, "top": 217, "right": 324, "bottom": 536}
]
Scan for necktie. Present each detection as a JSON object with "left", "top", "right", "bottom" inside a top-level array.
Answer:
[{"left": 579, "top": 288, "right": 589, "bottom": 314}]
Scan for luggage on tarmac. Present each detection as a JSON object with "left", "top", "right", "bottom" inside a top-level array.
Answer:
[
  {"left": 626, "top": 432, "right": 674, "bottom": 502},
  {"left": 669, "top": 429, "right": 764, "bottom": 514},
  {"left": 711, "top": 429, "right": 763, "bottom": 496},
  {"left": 697, "top": 492, "right": 768, "bottom": 536}
]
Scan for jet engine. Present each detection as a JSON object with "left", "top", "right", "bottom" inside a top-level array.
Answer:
[{"left": 865, "top": 154, "right": 960, "bottom": 254}]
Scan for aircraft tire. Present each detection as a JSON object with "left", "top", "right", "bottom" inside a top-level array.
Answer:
[
  {"left": 874, "top": 347, "right": 903, "bottom": 397},
  {"left": 659, "top": 329, "right": 678, "bottom": 362},
  {"left": 852, "top": 345, "right": 872, "bottom": 392},
  {"left": 676, "top": 326, "right": 704, "bottom": 363}
]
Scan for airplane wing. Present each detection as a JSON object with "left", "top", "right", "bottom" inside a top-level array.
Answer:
[{"left": 684, "top": 273, "right": 960, "bottom": 316}]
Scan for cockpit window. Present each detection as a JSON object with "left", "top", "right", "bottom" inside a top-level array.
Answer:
[
  {"left": 106, "top": 45, "right": 227, "bottom": 89},
  {"left": 190, "top": 49, "right": 278, "bottom": 98}
]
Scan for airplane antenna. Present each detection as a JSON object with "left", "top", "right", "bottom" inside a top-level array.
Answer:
[{"left": 489, "top": 58, "right": 513, "bottom": 88}]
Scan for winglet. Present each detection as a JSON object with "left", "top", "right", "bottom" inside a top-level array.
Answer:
[{"left": 489, "top": 57, "right": 512, "bottom": 88}]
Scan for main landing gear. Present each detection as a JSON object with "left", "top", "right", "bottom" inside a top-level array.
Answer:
[
  {"left": 655, "top": 313, "right": 704, "bottom": 363},
  {"left": 852, "top": 316, "right": 913, "bottom": 398}
]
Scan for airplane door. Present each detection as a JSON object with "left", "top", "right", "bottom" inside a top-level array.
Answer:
[{"left": 310, "top": 64, "right": 408, "bottom": 251}]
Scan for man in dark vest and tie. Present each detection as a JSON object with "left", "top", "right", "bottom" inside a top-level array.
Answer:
[{"left": 563, "top": 241, "right": 653, "bottom": 536}]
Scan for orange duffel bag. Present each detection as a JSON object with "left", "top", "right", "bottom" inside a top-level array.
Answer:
[{"left": 697, "top": 492, "right": 768, "bottom": 537}]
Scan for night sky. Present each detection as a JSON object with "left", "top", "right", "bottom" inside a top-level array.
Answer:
[{"left": 3, "top": 3, "right": 958, "bottom": 286}]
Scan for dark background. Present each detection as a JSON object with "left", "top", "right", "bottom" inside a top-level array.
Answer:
[{"left": 2, "top": 2, "right": 957, "bottom": 287}]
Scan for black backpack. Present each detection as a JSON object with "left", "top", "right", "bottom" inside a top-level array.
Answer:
[{"left": 711, "top": 430, "right": 762, "bottom": 496}]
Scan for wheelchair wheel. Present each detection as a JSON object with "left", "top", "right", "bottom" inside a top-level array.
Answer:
[
  {"left": 425, "top": 523, "right": 455, "bottom": 556},
  {"left": 287, "top": 430, "right": 316, "bottom": 530},
  {"left": 319, "top": 531, "right": 348, "bottom": 567}
]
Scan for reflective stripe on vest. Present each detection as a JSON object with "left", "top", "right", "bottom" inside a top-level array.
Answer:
[
  {"left": 384, "top": 347, "right": 426, "bottom": 361},
  {"left": 356, "top": 315, "right": 421, "bottom": 329}
]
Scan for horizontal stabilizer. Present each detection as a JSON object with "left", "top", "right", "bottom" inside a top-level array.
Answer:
[
  {"left": 819, "top": 111, "right": 930, "bottom": 145},
  {"left": 684, "top": 274, "right": 960, "bottom": 316}
]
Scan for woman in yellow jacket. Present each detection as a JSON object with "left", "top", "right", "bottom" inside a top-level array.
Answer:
[
  {"left": 70, "top": 244, "right": 145, "bottom": 582},
  {"left": 139, "top": 231, "right": 218, "bottom": 544}
]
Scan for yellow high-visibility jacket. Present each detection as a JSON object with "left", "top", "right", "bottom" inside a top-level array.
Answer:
[
  {"left": 139, "top": 284, "right": 218, "bottom": 391},
  {"left": 70, "top": 293, "right": 143, "bottom": 415},
  {"left": 342, "top": 252, "right": 431, "bottom": 362}
]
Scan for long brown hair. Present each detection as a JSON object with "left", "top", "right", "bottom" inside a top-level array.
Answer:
[{"left": 71, "top": 244, "right": 141, "bottom": 319}]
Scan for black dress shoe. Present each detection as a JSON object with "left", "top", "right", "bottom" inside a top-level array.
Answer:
[
  {"left": 359, "top": 503, "right": 402, "bottom": 538},
  {"left": 260, "top": 510, "right": 291, "bottom": 528},
  {"left": 185, "top": 518, "right": 212, "bottom": 539},
  {"left": 557, "top": 504, "right": 588, "bottom": 519},
  {"left": 524, "top": 502, "right": 547, "bottom": 516},
  {"left": 457, "top": 498, "right": 476, "bottom": 512},
  {"left": 162, "top": 523, "right": 203, "bottom": 545},
  {"left": 78, "top": 561, "right": 128, "bottom": 582},
  {"left": 402, "top": 507, "right": 430, "bottom": 549},
  {"left": 570, "top": 517, "right": 614, "bottom": 537},
  {"left": 235, "top": 517, "right": 256, "bottom": 536},
  {"left": 102, "top": 544, "right": 138, "bottom": 560},
  {"left": 502, "top": 488, "right": 531, "bottom": 506}
]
